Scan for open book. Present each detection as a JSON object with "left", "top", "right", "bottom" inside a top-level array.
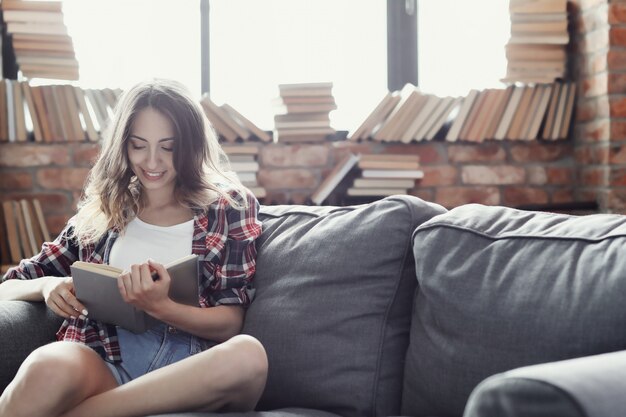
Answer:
[{"left": 71, "top": 254, "right": 199, "bottom": 333}]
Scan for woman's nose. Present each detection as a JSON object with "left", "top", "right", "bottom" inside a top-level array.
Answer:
[{"left": 145, "top": 149, "right": 160, "bottom": 169}]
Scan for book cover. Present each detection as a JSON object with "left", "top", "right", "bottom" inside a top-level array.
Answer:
[
  {"left": 310, "top": 153, "right": 360, "bottom": 205},
  {"left": 221, "top": 103, "right": 271, "bottom": 142},
  {"left": 72, "top": 254, "right": 199, "bottom": 333}
]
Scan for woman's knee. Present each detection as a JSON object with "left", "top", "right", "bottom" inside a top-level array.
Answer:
[
  {"left": 222, "top": 334, "right": 268, "bottom": 382},
  {"left": 19, "top": 342, "right": 107, "bottom": 391}
]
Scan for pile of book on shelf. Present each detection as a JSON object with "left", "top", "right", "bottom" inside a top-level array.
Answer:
[
  {"left": 0, "top": 0, "right": 79, "bottom": 80},
  {"left": 309, "top": 153, "right": 424, "bottom": 205},
  {"left": 221, "top": 144, "right": 266, "bottom": 199},
  {"left": 349, "top": 80, "right": 576, "bottom": 143},
  {"left": 0, "top": 198, "right": 50, "bottom": 273},
  {"left": 0, "top": 80, "right": 120, "bottom": 142},
  {"left": 504, "top": 0, "right": 568, "bottom": 83},
  {"left": 347, "top": 154, "right": 423, "bottom": 198},
  {"left": 199, "top": 94, "right": 271, "bottom": 143},
  {"left": 272, "top": 82, "right": 337, "bottom": 143}
]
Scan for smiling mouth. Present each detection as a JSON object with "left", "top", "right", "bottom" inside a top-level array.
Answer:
[{"left": 142, "top": 169, "right": 166, "bottom": 180}]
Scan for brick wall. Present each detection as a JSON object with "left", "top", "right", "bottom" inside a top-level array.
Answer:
[{"left": 0, "top": 140, "right": 576, "bottom": 236}]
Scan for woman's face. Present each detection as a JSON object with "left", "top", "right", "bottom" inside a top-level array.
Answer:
[{"left": 127, "top": 107, "right": 177, "bottom": 196}]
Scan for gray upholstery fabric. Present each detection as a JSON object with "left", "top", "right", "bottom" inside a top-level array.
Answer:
[
  {"left": 403, "top": 204, "right": 626, "bottom": 417},
  {"left": 245, "top": 196, "right": 446, "bottom": 417},
  {"left": 463, "top": 377, "right": 585, "bottom": 417},
  {"left": 465, "top": 349, "right": 626, "bottom": 417},
  {"left": 0, "top": 301, "right": 62, "bottom": 392},
  {"left": 148, "top": 408, "right": 342, "bottom": 417}
]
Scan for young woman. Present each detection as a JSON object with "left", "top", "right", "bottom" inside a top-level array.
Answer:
[{"left": 0, "top": 79, "right": 267, "bottom": 417}]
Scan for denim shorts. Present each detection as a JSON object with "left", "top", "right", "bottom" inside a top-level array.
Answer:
[{"left": 104, "top": 323, "right": 216, "bottom": 385}]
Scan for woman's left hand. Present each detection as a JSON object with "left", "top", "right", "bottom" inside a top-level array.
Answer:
[{"left": 118, "top": 259, "right": 171, "bottom": 314}]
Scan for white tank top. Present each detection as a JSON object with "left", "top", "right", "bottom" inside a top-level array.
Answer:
[{"left": 108, "top": 216, "right": 194, "bottom": 270}]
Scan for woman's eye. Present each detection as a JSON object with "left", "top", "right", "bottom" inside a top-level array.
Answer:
[
  {"left": 131, "top": 144, "right": 145, "bottom": 150},
  {"left": 162, "top": 146, "right": 174, "bottom": 152}
]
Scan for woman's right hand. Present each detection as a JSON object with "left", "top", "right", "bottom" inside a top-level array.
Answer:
[{"left": 41, "top": 277, "right": 88, "bottom": 320}]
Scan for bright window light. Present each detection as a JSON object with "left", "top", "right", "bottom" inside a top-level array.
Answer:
[
  {"left": 209, "top": 0, "right": 387, "bottom": 131},
  {"left": 63, "top": 0, "right": 201, "bottom": 96},
  {"left": 418, "top": 0, "right": 510, "bottom": 97}
]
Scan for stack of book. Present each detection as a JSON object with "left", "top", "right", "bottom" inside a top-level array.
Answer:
[
  {"left": 309, "top": 153, "right": 359, "bottom": 206},
  {"left": 1, "top": 0, "right": 79, "bottom": 80},
  {"left": 0, "top": 80, "right": 120, "bottom": 142},
  {"left": 0, "top": 198, "right": 50, "bottom": 272},
  {"left": 504, "top": 0, "right": 569, "bottom": 83},
  {"left": 200, "top": 94, "right": 271, "bottom": 143},
  {"left": 347, "top": 154, "right": 423, "bottom": 197},
  {"left": 221, "top": 144, "right": 266, "bottom": 199},
  {"left": 349, "top": 80, "right": 576, "bottom": 142},
  {"left": 272, "top": 82, "right": 337, "bottom": 143},
  {"left": 350, "top": 84, "right": 463, "bottom": 143}
]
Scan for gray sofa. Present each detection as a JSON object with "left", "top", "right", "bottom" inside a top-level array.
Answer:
[{"left": 2, "top": 195, "right": 626, "bottom": 417}]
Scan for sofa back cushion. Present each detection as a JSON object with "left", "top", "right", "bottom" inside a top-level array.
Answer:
[
  {"left": 243, "top": 196, "right": 445, "bottom": 417},
  {"left": 402, "top": 204, "right": 626, "bottom": 417}
]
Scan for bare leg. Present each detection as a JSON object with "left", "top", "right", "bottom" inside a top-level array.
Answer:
[
  {"left": 0, "top": 341, "right": 119, "bottom": 417},
  {"left": 61, "top": 334, "right": 268, "bottom": 417}
]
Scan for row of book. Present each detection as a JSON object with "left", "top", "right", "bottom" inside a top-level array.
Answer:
[
  {"left": 349, "top": 81, "right": 576, "bottom": 143},
  {"left": 0, "top": 198, "right": 50, "bottom": 269},
  {"left": 200, "top": 94, "right": 271, "bottom": 143},
  {"left": 222, "top": 144, "right": 266, "bottom": 199},
  {"left": 1, "top": 0, "right": 79, "bottom": 80},
  {"left": 310, "top": 153, "right": 424, "bottom": 205},
  {"left": 272, "top": 82, "right": 337, "bottom": 143},
  {"left": 504, "top": 0, "right": 568, "bottom": 83},
  {"left": 0, "top": 80, "right": 120, "bottom": 142}
]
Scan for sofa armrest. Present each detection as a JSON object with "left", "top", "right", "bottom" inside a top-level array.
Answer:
[
  {"left": 0, "top": 301, "right": 62, "bottom": 393},
  {"left": 463, "top": 350, "right": 626, "bottom": 417}
]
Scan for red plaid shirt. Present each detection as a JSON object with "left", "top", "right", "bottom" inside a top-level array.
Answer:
[{"left": 2, "top": 190, "right": 261, "bottom": 362}]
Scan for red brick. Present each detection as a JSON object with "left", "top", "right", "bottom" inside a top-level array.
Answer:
[
  {"left": 73, "top": 144, "right": 101, "bottom": 166},
  {"left": 262, "top": 190, "right": 289, "bottom": 205},
  {"left": 610, "top": 97, "right": 626, "bottom": 118},
  {"left": 503, "top": 187, "right": 549, "bottom": 207},
  {"left": 0, "top": 171, "right": 33, "bottom": 190},
  {"left": 574, "top": 118, "right": 610, "bottom": 142},
  {"left": 408, "top": 188, "right": 435, "bottom": 203},
  {"left": 447, "top": 144, "right": 506, "bottom": 163},
  {"left": 609, "top": 144, "right": 626, "bottom": 163},
  {"left": 610, "top": 167, "right": 626, "bottom": 185},
  {"left": 606, "top": 189, "right": 626, "bottom": 213},
  {"left": 610, "top": 27, "right": 626, "bottom": 47},
  {"left": 609, "top": 3, "right": 626, "bottom": 24},
  {"left": 462, "top": 165, "right": 525, "bottom": 185},
  {"left": 510, "top": 143, "right": 571, "bottom": 162},
  {"left": 420, "top": 166, "right": 458, "bottom": 186},
  {"left": 36, "top": 168, "right": 90, "bottom": 191},
  {"left": 575, "top": 144, "right": 609, "bottom": 164},
  {"left": 552, "top": 188, "right": 575, "bottom": 204},
  {"left": 261, "top": 144, "right": 329, "bottom": 168},
  {"left": 290, "top": 192, "right": 311, "bottom": 205},
  {"left": 435, "top": 186, "right": 500, "bottom": 208},
  {"left": 608, "top": 49, "right": 626, "bottom": 71},
  {"left": 384, "top": 143, "right": 445, "bottom": 165},
  {"left": 581, "top": 166, "right": 608, "bottom": 186},
  {"left": 546, "top": 167, "right": 575, "bottom": 184},
  {"left": 608, "top": 73, "right": 626, "bottom": 94},
  {"left": 0, "top": 144, "right": 70, "bottom": 167},
  {"left": 576, "top": 96, "right": 609, "bottom": 122},
  {"left": 611, "top": 120, "right": 626, "bottom": 141},
  {"left": 257, "top": 169, "right": 317, "bottom": 189},
  {"left": 581, "top": 72, "right": 608, "bottom": 98}
]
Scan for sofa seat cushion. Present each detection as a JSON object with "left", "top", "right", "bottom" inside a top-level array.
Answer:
[
  {"left": 245, "top": 196, "right": 446, "bottom": 417},
  {"left": 403, "top": 204, "right": 626, "bottom": 417}
]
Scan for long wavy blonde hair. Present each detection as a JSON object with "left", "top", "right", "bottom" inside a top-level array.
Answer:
[{"left": 71, "top": 79, "right": 247, "bottom": 245}]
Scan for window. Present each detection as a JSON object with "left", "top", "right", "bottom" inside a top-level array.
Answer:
[
  {"left": 63, "top": 0, "right": 201, "bottom": 95},
  {"left": 417, "top": 0, "right": 510, "bottom": 97},
  {"left": 209, "top": 0, "right": 387, "bottom": 131}
]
